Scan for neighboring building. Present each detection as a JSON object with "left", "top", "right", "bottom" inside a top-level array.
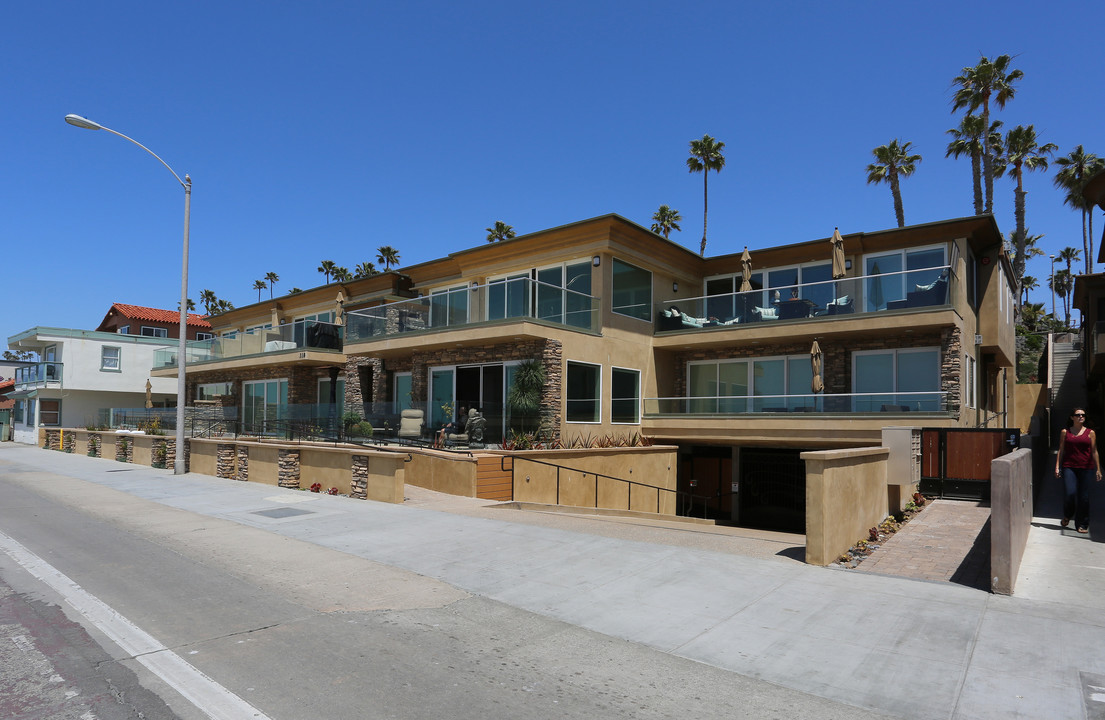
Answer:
[
  {"left": 152, "top": 213, "right": 1016, "bottom": 531},
  {"left": 7, "top": 327, "right": 177, "bottom": 444},
  {"left": 1071, "top": 169, "right": 1105, "bottom": 423},
  {"left": 96, "top": 302, "right": 213, "bottom": 340},
  {"left": 0, "top": 358, "right": 32, "bottom": 382}
]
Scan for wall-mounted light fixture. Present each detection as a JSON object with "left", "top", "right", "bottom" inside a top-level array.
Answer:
[
  {"left": 845, "top": 259, "right": 852, "bottom": 270},
  {"left": 592, "top": 255, "right": 601, "bottom": 267},
  {"left": 672, "top": 281, "right": 679, "bottom": 293},
  {"left": 471, "top": 281, "right": 479, "bottom": 292}
]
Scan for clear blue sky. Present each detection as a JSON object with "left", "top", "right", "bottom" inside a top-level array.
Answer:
[{"left": 3, "top": 0, "right": 1102, "bottom": 347}]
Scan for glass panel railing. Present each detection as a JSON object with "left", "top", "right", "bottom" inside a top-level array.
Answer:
[
  {"left": 14, "top": 362, "right": 63, "bottom": 386},
  {"left": 152, "top": 320, "right": 344, "bottom": 369},
  {"left": 644, "top": 391, "right": 947, "bottom": 415},
  {"left": 344, "top": 278, "right": 599, "bottom": 343},
  {"left": 655, "top": 265, "right": 953, "bottom": 331}
]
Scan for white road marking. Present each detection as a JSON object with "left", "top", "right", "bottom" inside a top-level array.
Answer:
[{"left": 0, "top": 530, "right": 271, "bottom": 720}]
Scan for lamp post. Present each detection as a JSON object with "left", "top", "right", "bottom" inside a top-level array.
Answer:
[
  {"left": 65, "top": 114, "right": 191, "bottom": 475},
  {"left": 1049, "top": 254, "right": 1056, "bottom": 322}
]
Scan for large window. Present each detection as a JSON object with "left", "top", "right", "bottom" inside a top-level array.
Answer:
[
  {"left": 687, "top": 355, "right": 817, "bottom": 412},
  {"left": 242, "top": 379, "right": 288, "bottom": 432},
  {"left": 705, "top": 262, "right": 832, "bottom": 321},
  {"left": 318, "top": 377, "right": 346, "bottom": 414},
  {"left": 39, "top": 399, "right": 60, "bottom": 426},
  {"left": 101, "top": 346, "right": 121, "bottom": 371},
  {"left": 488, "top": 273, "right": 530, "bottom": 321},
  {"left": 537, "top": 260, "right": 592, "bottom": 328},
  {"left": 612, "top": 259, "right": 652, "bottom": 321},
  {"left": 141, "top": 326, "right": 169, "bottom": 338},
  {"left": 864, "top": 245, "right": 947, "bottom": 312},
  {"left": 566, "top": 361, "right": 600, "bottom": 422},
  {"left": 197, "top": 382, "right": 233, "bottom": 400},
  {"left": 430, "top": 286, "right": 468, "bottom": 328},
  {"left": 393, "top": 372, "right": 412, "bottom": 412},
  {"left": 852, "top": 348, "right": 941, "bottom": 411},
  {"left": 611, "top": 367, "right": 640, "bottom": 424}
]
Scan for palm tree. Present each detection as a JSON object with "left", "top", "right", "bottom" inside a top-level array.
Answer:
[
  {"left": 945, "top": 115, "right": 1003, "bottom": 216},
  {"left": 177, "top": 298, "right": 196, "bottom": 312},
  {"left": 332, "top": 266, "right": 353, "bottom": 283},
  {"left": 318, "top": 260, "right": 336, "bottom": 284},
  {"left": 1051, "top": 269, "right": 1074, "bottom": 328},
  {"left": 1004, "top": 229, "right": 1045, "bottom": 270},
  {"left": 1054, "top": 146, "right": 1105, "bottom": 274},
  {"left": 1020, "top": 275, "right": 1038, "bottom": 306},
  {"left": 1058, "top": 247, "right": 1081, "bottom": 289},
  {"left": 376, "top": 246, "right": 400, "bottom": 270},
  {"left": 866, "top": 139, "right": 921, "bottom": 229},
  {"left": 1020, "top": 302, "right": 1046, "bottom": 333},
  {"left": 264, "top": 271, "right": 279, "bottom": 299},
  {"left": 506, "top": 358, "right": 546, "bottom": 436},
  {"left": 252, "top": 279, "right": 267, "bottom": 302},
  {"left": 1005, "top": 125, "right": 1057, "bottom": 292},
  {"left": 686, "top": 134, "right": 725, "bottom": 256},
  {"left": 288, "top": 288, "right": 303, "bottom": 295},
  {"left": 951, "top": 55, "right": 1023, "bottom": 215},
  {"left": 650, "top": 205, "right": 682, "bottom": 239},
  {"left": 199, "top": 289, "right": 218, "bottom": 316},
  {"left": 214, "top": 299, "right": 235, "bottom": 314},
  {"left": 354, "top": 261, "right": 378, "bottom": 279},
  {"left": 486, "top": 221, "right": 516, "bottom": 243}
]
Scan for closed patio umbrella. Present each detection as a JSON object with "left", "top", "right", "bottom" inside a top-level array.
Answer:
[
  {"left": 740, "top": 247, "right": 753, "bottom": 292},
  {"left": 145, "top": 379, "right": 153, "bottom": 409},
  {"left": 810, "top": 340, "right": 824, "bottom": 394},
  {"left": 831, "top": 228, "right": 846, "bottom": 279}
]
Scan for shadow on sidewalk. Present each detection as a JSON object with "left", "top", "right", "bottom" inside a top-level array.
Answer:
[{"left": 949, "top": 517, "right": 991, "bottom": 591}]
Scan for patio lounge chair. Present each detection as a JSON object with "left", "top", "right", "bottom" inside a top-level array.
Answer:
[
  {"left": 398, "top": 409, "right": 425, "bottom": 441},
  {"left": 446, "top": 408, "right": 486, "bottom": 446}
]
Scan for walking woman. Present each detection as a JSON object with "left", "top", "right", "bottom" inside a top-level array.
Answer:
[{"left": 1054, "top": 408, "right": 1103, "bottom": 534}]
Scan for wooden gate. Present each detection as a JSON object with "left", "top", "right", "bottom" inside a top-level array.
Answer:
[{"left": 920, "top": 428, "right": 1019, "bottom": 500}]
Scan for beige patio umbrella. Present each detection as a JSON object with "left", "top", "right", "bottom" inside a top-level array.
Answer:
[
  {"left": 831, "top": 227, "right": 847, "bottom": 279},
  {"left": 810, "top": 340, "right": 824, "bottom": 394},
  {"left": 740, "top": 247, "right": 753, "bottom": 292},
  {"left": 334, "top": 290, "right": 345, "bottom": 326},
  {"left": 145, "top": 379, "right": 153, "bottom": 409}
]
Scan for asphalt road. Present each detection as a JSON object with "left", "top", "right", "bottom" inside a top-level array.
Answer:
[{"left": 0, "top": 452, "right": 895, "bottom": 720}]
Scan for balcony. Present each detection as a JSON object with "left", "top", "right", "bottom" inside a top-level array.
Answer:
[
  {"left": 655, "top": 265, "right": 952, "bottom": 333},
  {"left": 153, "top": 320, "right": 343, "bottom": 369},
  {"left": 14, "top": 362, "right": 63, "bottom": 389},
  {"left": 344, "top": 278, "right": 599, "bottom": 345},
  {"left": 644, "top": 391, "right": 948, "bottom": 416}
]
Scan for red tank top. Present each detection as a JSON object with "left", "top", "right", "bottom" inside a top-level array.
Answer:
[{"left": 1062, "top": 428, "right": 1095, "bottom": 469}]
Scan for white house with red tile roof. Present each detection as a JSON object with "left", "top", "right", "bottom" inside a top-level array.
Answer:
[{"left": 96, "top": 302, "right": 212, "bottom": 340}]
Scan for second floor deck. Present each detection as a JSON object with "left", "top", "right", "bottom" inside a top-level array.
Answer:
[{"left": 153, "top": 319, "right": 343, "bottom": 370}]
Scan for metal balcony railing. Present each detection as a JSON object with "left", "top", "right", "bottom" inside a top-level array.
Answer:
[
  {"left": 644, "top": 391, "right": 948, "bottom": 415},
  {"left": 344, "top": 278, "right": 599, "bottom": 342},
  {"left": 153, "top": 319, "right": 343, "bottom": 369},
  {"left": 14, "top": 362, "right": 63, "bottom": 388},
  {"left": 656, "top": 264, "right": 953, "bottom": 332}
]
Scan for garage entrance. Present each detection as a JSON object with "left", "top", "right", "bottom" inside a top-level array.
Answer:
[{"left": 678, "top": 446, "right": 806, "bottom": 533}]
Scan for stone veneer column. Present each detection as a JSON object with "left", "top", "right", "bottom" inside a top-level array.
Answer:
[
  {"left": 350, "top": 455, "right": 369, "bottom": 499},
  {"left": 63, "top": 432, "right": 75, "bottom": 453},
  {"left": 236, "top": 445, "right": 249, "bottom": 481},
  {"left": 941, "top": 327, "right": 961, "bottom": 418},
  {"left": 278, "top": 449, "right": 301, "bottom": 488},
  {"left": 88, "top": 433, "right": 101, "bottom": 458},
  {"left": 216, "top": 443, "right": 236, "bottom": 479},
  {"left": 540, "top": 340, "right": 563, "bottom": 442},
  {"left": 166, "top": 438, "right": 177, "bottom": 471}
]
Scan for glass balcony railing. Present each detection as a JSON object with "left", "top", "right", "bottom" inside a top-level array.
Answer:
[
  {"left": 14, "top": 362, "right": 63, "bottom": 387},
  {"left": 644, "top": 391, "right": 948, "bottom": 415},
  {"left": 153, "top": 320, "right": 343, "bottom": 369},
  {"left": 656, "top": 265, "right": 953, "bottom": 332},
  {"left": 344, "top": 278, "right": 599, "bottom": 342}
]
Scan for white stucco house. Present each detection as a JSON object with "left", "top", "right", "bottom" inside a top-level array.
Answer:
[{"left": 7, "top": 327, "right": 177, "bottom": 445}]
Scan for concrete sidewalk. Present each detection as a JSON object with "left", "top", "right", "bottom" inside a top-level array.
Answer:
[{"left": 2, "top": 444, "right": 1104, "bottom": 720}]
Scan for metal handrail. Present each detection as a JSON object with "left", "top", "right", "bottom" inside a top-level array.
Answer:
[{"left": 499, "top": 454, "right": 701, "bottom": 515}]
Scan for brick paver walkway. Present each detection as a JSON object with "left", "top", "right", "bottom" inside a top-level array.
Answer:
[{"left": 857, "top": 499, "right": 992, "bottom": 590}]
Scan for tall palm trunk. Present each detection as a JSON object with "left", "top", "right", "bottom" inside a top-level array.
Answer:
[
  {"left": 700, "top": 171, "right": 709, "bottom": 256},
  {"left": 970, "top": 148, "right": 983, "bottom": 215},
  {"left": 982, "top": 101, "right": 994, "bottom": 214},
  {"left": 1013, "top": 181, "right": 1027, "bottom": 289},
  {"left": 889, "top": 169, "right": 904, "bottom": 228},
  {"left": 1090, "top": 210, "right": 1097, "bottom": 275}
]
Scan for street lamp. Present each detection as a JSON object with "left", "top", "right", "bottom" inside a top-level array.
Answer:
[
  {"left": 65, "top": 114, "right": 191, "bottom": 475},
  {"left": 1049, "top": 254, "right": 1056, "bottom": 321}
]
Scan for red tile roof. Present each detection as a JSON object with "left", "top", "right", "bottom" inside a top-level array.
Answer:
[{"left": 102, "top": 303, "right": 211, "bottom": 328}]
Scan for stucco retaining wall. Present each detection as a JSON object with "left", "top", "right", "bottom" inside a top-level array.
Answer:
[
  {"left": 802, "top": 447, "right": 890, "bottom": 566},
  {"left": 990, "top": 448, "right": 1032, "bottom": 595}
]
